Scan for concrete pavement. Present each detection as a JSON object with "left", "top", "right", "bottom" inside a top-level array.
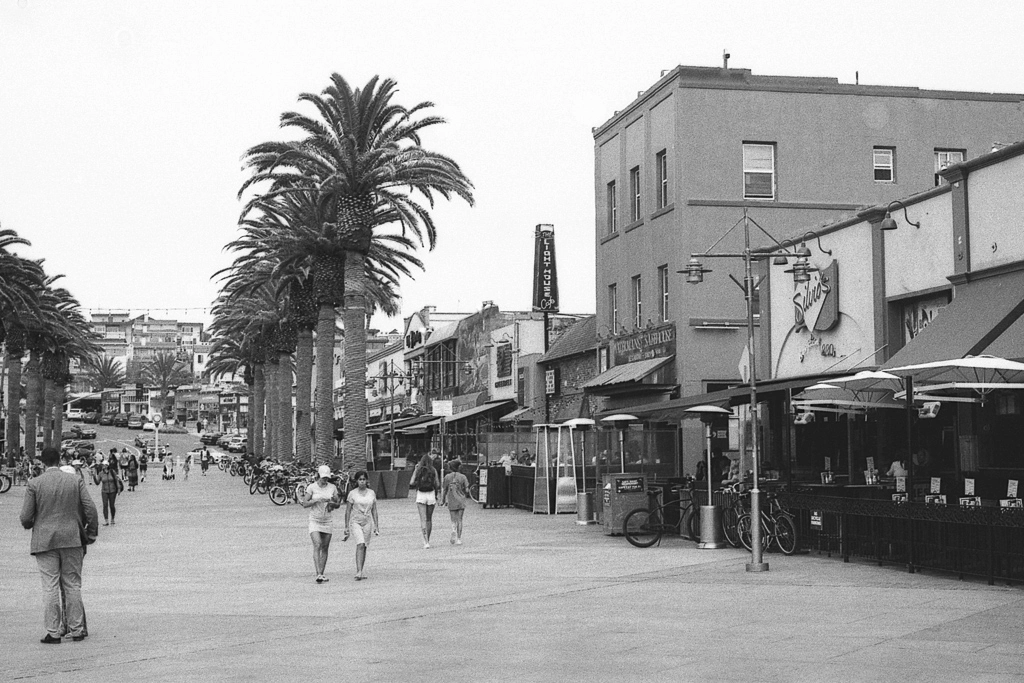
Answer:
[{"left": 4, "top": 463, "right": 1024, "bottom": 682}]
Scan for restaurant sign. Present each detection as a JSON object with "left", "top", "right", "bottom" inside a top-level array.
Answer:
[
  {"left": 611, "top": 323, "right": 676, "bottom": 365},
  {"left": 793, "top": 261, "right": 839, "bottom": 332},
  {"left": 532, "top": 224, "right": 559, "bottom": 312}
]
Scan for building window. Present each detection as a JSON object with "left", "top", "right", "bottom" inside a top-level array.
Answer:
[
  {"left": 630, "top": 166, "right": 641, "bottom": 221},
  {"left": 632, "top": 275, "right": 642, "bottom": 328},
  {"left": 873, "top": 147, "right": 895, "bottom": 183},
  {"left": 742, "top": 143, "right": 775, "bottom": 199},
  {"left": 934, "top": 149, "right": 965, "bottom": 186},
  {"left": 655, "top": 150, "right": 668, "bottom": 209},
  {"left": 658, "top": 265, "right": 669, "bottom": 322},
  {"left": 608, "top": 284, "right": 618, "bottom": 331},
  {"left": 606, "top": 180, "right": 617, "bottom": 234}
]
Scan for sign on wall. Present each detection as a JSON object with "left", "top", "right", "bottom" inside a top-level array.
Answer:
[
  {"left": 901, "top": 293, "right": 949, "bottom": 345},
  {"left": 611, "top": 323, "right": 676, "bottom": 366},
  {"left": 545, "top": 368, "right": 559, "bottom": 395},
  {"left": 793, "top": 261, "right": 839, "bottom": 332},
  {"left": 532, "top": 224, "right": 559, "bottom": 312}
]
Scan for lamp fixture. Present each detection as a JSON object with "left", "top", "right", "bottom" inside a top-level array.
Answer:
[
  {"left": 679, "top": 257, "right": 712, "bottom": 284},
  {"left": 880, "top": 199, "right": 921, "bottom": 231}
]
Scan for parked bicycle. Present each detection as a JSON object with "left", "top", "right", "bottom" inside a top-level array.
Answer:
[
  {"left": 623, "top": 478, "right": 701, "bottom": 548},
  {"left": 735, "top": 489, "right": 798, "bottom": 555}
]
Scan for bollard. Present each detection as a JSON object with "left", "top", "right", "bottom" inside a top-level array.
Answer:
[{"left": 576, "top": 491, "right": 596, "bottom": 525}]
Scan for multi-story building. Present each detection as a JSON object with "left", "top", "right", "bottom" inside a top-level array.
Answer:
[
  {"left": 593, "top": 64, "right": 1024, "bottom": 470},
  {"left": 87, "top": 312, "right": 206, "bottom": 381}
]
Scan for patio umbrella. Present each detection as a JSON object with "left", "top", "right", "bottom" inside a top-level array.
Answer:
[
  {"left": 562, "top": 418, "right": 596, "bottom": 494},
  {"left": 888, "top": 355, "right": 1024, "bottom": 399},
  {"left": 826, "top": 370, "right": 904, "bottom": 397},
  {"left": 600, "top": 414, "right": 638, "bottom": 474}
]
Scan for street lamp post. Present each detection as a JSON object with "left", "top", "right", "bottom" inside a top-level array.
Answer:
[
  {"left": 680, "top": 209, "right": 827, "bottom": 573},
  {"left": 366, "top": 360, "right": 409, "bottom": 470}
]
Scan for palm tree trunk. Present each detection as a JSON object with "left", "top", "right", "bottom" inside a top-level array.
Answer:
[
  {"left": 245, "top": 378, "right": 255, "bottom": 450},
  {"left": 252, "top": 363, "right": 265, "bottom": 458},
  {"left": 53, "top": 385, "right": 65, "bottom": 445},
  {"left": 342, "top": 251, "right": 367, "bottom": 472},
  {"left": 265, "top": 359, "right": 278, "bottom": 459},
  {"left": 315, "top": 304, "right": 336, "bottom": 466},
  {"left": 279, "top": 352, "right": 294, "bottom": 461},
  {"left": 24, "top": 352, "right": 40, "bottom": 459},
  {"left": 5, "top": 348, "right": 22, "bottom": 464},
  {"left": 42, "top": 379, "right": 55, "bottom": 448},
  {"left": 295, "top": 328, "right": 313, "bottom": 463}
]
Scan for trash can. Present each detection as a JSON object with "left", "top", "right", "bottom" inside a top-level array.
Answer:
[
  {"left": 602, "top": 473, "right": 647, "bottom": 535},
  {"left": 576, "top": 491, "right": 596, "bottom": 525}
]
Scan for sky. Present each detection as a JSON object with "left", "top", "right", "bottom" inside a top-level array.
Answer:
[{"left": 1, "top": 0, "right": 1023, "bottom": 335}]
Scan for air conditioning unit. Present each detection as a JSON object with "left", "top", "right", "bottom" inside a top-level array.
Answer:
[
  {"left": 918, "top": 402, "right": 941, "bottom": 419},
  {"left": 794, "top": 412, "right": 815, "bottom": 425}
]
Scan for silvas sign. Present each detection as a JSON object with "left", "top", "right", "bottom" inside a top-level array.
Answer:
[
  {"left": 793, "top": 261, "right": 839, "bottom": 332},
  {"left": 611, "top": 323, "right": 676, "bottom": 365}
]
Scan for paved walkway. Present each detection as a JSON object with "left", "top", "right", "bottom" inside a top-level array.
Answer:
[{"left": 3, "top": 468, "right": 1024, "bottom": 682}]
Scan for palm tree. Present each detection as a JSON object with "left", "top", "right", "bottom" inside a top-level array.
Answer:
[
  {"left": 85, "top": 356, "right": 126, "bottom": 391},
  {"left": 141, "top": 351, "right": 192, "bottom": 420},
  {"left": 204, "top": 334, "right": 258, "bottom": 450},
  {"left": 239, "top": 74, "right": 473, "bottom": 470}
]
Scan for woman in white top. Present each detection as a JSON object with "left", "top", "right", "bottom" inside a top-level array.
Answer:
[
  {"left": 300, "top": 465, "right": 341, "bottom": 584},
  {"left": 344, "top": 470, "right": 379, "bottom": 581}
]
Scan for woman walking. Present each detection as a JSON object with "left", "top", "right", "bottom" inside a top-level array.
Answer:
[
  {"left": 411, "top": 453, "right": 440, "bottom": 548},
  {"left": 139, "top": 452, "right": 148, "bottom": 483},
  {"left": 343, "top": 470, "right": 378, "bottom": 580},
  {"left": 163, "top": 453, "right": 175, "bottom": 481},
  {"left": 92, "top": 462, "right": 121, "bottom": 525},
  {"left": 182, "top": 453, "right": 191, "bottom": 481},
  {"left": 300, "top": 465, "right": 341, "bottom": 583},
  {"left": 441, "top": 459, "right": 471, "bottom": 545},
  {"left": 126, "top": 454, "right": 139, "bottom": 491},
  {"left": 119, "top": 448, "right": 130, "bottom": 481}
]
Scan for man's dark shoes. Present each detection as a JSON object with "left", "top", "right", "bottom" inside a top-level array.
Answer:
[
  {"left": 71, "top": 634, "right": 87, "bottom": 642},
  {"left": 40, "top": 634, "right": 62, "bottom": 644}
]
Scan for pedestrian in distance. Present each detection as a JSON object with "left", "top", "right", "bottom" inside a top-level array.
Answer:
[
  {"left": 92, "top": 462, "right": 122, "bottom": 526},
  {"left": 411, "top": 452, "right": 440, "bottom": 548},
  {"left": 19, "top": 446, "right": 99, "bottom": 644},
  {"left": 441, "top": 459, "right": 470, "bottom": 545},
  {"left": 343, "top": 470, "right": 379, "bottom": 580},
  {"left": 139, "top": 452, "right": 148, "bottom": 483},
  {"left": 118, "top": 449, "right": 129, "bottom": 482},
  {"left": 183, "top": 453, "right": 191, "bottom": 481},
  {"left": 300, "top": 465, "right": 341, "bottom": 583},
  {"left": 200, "top": 448, "right": 210, "bottom": 475},
  {"left": 127, "top": 454, "right": 139, "bottom": 491},
  {"left": 106, "top": 449, "right": 119, "bottom": 481},
  {"left": 163, "top": 453, "right": 175, "bottom": 481}
]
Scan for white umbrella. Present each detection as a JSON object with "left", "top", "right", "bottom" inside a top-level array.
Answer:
[
  {"left": 827, "top": 370, "right": 904, "bottom": 395},
  {"left": 888, "top": 355, "right": 1024, "bottom": 400}
]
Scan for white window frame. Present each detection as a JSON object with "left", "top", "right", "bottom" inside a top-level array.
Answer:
[
  {"left": 655, "top": 150, "right": 668, "bottom": 209},
  {"left": 934, "top": 149, "right": 965, "bottom": 186},
  {"left": 607, "top": 180, "right": 617, "bottom": 233},
  {"left": 873, "top": 147, "right": 895, "bottom": 183},
  {"left": 742, "top": 143, "right": 776, "bottom": 200},
  {"left": 630, "top": 166, "right": 641, "bottom": 221},
  {"left": 658, "top": 265, "right": 669, "bottom": 322},
  {"left": 632, "top": 275, "right": 642, "bottom": 329}
]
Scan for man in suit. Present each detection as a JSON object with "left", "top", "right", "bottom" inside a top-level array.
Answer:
[{"left": 20, "top": 446, "right": 99, "bottom": 643}]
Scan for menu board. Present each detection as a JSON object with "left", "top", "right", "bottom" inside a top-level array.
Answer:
[
  {"left": 824, "top": 457, "right": 831, "bottom": 472},
  {"left": 931, "top": 477, "right": 942, "bottom": 494},
  {"left": 866, "top": 457, "right": 875, "bottom": 472},
  {"left": 1009, "top": 480, "right": 1019, "bottom": 498},
  {"left": 965, "top": 478, "right": 976, "bottom": 496},
  {"left": 924, "top": 494, "right": 947, "bottom": 505},
  {"left": 895, "top": 477, "right": 906, "bottom": 493},
  {"left": 960, "top": 496, "right": 981, "bottom": 507}
]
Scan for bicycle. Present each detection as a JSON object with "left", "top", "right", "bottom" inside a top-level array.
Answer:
[
  {"left": 735, "top": 489, "right": 799, "bottom": 555},
  {"left": 623, "top": 479, "right": 701, "bottom": 548},
  {"left": 0, "top": 469, "right": 12, "bottom": 494},
  {"left": 719, "top": 483, "right": 747, "bottom": 548}
]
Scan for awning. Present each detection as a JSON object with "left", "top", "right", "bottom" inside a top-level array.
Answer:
[
  {"left": 883, "top": 269, "right": 1024, "bottom": 369},
  {"left": 367, "top": 414, "right": 438, "bottom": 435},
  {"left": 607, "top": 372, "right": 849, "bottom": 422},
  {"left": 447, "top": 399, "right": 516, "bottom": 423},
  {"left": 399, "top": 418, "right": 442, "bottom": 434},
  {"left": 582, "top": 356, "right": 673, "bottom": 390},
  {"left": 499, "top": 406, "right": 539, "bottom": 423}
]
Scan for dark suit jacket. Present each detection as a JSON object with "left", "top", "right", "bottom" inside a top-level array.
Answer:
[{"left": 20, "top": 467, "right": 100, "bottom": 555}]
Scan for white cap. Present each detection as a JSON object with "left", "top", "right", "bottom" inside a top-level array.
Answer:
[{"left": 317, "top": 465, "right": 332, "bottom": 478}]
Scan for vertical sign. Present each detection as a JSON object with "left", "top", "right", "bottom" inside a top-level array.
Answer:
[{"left": 532, "top": 224, "right": 559, "bottom": 312}]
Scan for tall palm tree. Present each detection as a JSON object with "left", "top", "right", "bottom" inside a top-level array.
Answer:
[
  {"left": 85, "top": 356, "right": 126, "bottom": 391},
  {"left": 141, "top": 351, "right": 192, "bottom": 420},
  {"left": 239, "top": 74, "right": 473, "bottom": 470},
  {"left": 204, "top": 334, "right": 258, "bottom": 450}
]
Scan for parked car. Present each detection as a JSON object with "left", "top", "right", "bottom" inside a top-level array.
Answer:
[
  {"left": 226, "top": 437, "right": 248, "bottom": 453},
  {"left": 113, "top": 413, "right": 129, "bottom": 427},
  {"left": 65, "top": 408, "right": 84, "bottom": 421},
  {"left": 133, "top": 434, "right": 148, "bottom": 448},
  {"left": 199, "top": 432, "right": 223, "bottom": 445},
  {"left": 143, "top": 422, "right": 157, "bottom": 432},
  {"left": 61, "top": 430, "right": 77, "bottom": 441},
  {"left": 82, "top": 411, "right": 99, "bottom": 424},
  {"left": 62, "top": 440, "right": 95, "bottom": 459},
  {"left": 127, "top": 414, "right": 144, "bottom": 429},
  {"left": 70, "top": 424, "right": 97, "bottom": 439},
  {"left": 98, "top": 412, "right": 115, "bottom": 426},
  {"left": 216, "top": 434, "right": 235, "bottom": 449}
]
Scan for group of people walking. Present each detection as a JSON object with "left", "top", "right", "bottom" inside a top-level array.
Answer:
[{"left": 300, "top": 450, "right": 472, "bottom": 584}]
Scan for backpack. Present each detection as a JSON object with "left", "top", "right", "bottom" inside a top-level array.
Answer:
[{"left": 416, "top": 466, "right": 435, "bottom": 492}]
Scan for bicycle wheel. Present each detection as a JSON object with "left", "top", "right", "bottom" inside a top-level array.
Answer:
[
  {"left": 268, "top": 486, "right": 287, "bottom": 506},
  {"left": 0, "top": 474, "right": 11, "bottom": 493},
  {"left": 218, "top": 459, "right": 228, "bottom": 471},
  {"left": 249, "top": 477, "right": 259, "bottom": 495},
  {"left": 721, "top": 504, "right": 741, "bottom": 548},
  {"left": 737, "top": 514, "right": 753, "bottom": 551},
  {"left": 682, "top": 505, "right": 700, "bottom": 542},
  {"left": 243, "top": 470, "right": 253, "bottom": 485},
  {"left": 256, "top": 478, "right": 269, "bottom": 495},
  {"left": 623, "top": 508, "right": 662, "bottom": 548},
  {"left": 774, "top": 514, "right": 799, "bottom": 555},
  {"left": 229, "top": 463, "right": 239, "bottom": 477}
]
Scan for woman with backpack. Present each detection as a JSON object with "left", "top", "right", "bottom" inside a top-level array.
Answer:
[{"left": 411, "top": 452, "right": 440, "bottom": 548}]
